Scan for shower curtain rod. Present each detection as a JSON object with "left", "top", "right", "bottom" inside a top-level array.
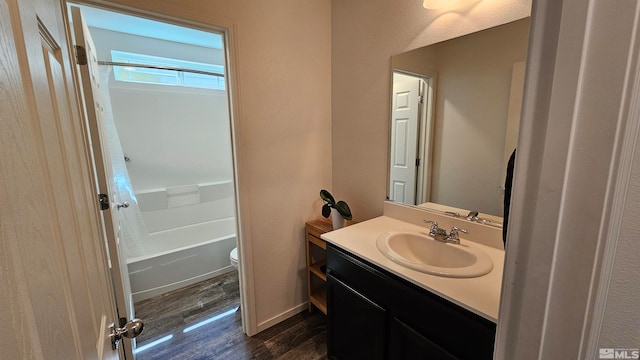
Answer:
[{"left": 97, "top": 61, "right": 224, "bottom": 78}]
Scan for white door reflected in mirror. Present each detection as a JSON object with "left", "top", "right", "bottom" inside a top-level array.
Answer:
[
  {"left": 389, "top": 72, "right": 433, "bottom": 205},
  {"left": 387, "top": 18, "right": 530, "bottom": 221}
]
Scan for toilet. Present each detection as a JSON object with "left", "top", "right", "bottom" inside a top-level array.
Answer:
[{"left": 230, "top": 247, "right": 239, "bottom": 269}]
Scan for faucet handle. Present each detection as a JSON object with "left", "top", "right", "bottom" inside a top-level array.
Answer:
[
  {"left": 450, "top": 226, "right": 468, "bottom": 234},
  {"left": 449, "top": 226, "right": 468, "bottom": 240},
  {"left": 422, "top": 219, "right": 439, "bottom": 237}
]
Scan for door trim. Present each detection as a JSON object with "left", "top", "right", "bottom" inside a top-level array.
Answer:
[
  {"left": 495, "top": 0, "right": 640, "bottom": 358},
  {"left": 61, "top": 0, "right": 257, "bottom": 336},
  {"left": 390, "top": 70, "right": 436, "bottom": 205}
]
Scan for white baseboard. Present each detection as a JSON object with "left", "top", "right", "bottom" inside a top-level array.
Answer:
[{"left": 255, "top": 302, "right": 309, "bottom": 333}]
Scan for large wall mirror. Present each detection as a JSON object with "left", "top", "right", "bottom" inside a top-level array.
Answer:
[{"left": 388, "top": 18, "right": 530, "bottom": 224}]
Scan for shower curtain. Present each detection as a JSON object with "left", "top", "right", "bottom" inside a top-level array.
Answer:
[{"left": 98, "top": 66, "right": 154, "bottom": 259}]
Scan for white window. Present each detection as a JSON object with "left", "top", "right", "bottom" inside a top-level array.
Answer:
[{"left": 111, "top": 50, "right": 225, "bottom": 90}]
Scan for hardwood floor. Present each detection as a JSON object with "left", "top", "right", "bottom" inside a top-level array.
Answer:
[{"left": 134, "top": 271, "right": 327, "bottom": 359}]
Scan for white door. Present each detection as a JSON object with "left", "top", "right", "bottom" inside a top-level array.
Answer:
[
  {"left": 70, "top": 6, "right": 138, "bottom": 358},
  {"left": 389, "top": 73, "right": 421, "bottom": 204},
  {"left": 1, "top": 0, "right": 120, "bottom": 358}
]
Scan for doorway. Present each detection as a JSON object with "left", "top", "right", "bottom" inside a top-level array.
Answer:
[
  {"left": 389, "top": 71, "right": 435, "bottom": 206},
  {"left": 66, "top": 3, "right": 245, "bottom": 356}
]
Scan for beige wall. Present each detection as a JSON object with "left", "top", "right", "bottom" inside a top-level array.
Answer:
[
  {"left": 97, "top": 0, "right": 529, "bottom": 332},
  {"left": 331, "top": 0, "right": 531, "bottom": 221},
  {"left": 433, "top": 19, "right": 528, "bottom": 216},
  {"left": 390, "top": 19, "right": 529, "bottom": 216},
  {"left": 391, "top": 44, "right": 438, "bottom": 78},
  {"left": 99, "top": 0, "right": 332, "bottom": 329}
]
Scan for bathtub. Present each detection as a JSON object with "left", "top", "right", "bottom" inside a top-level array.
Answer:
[{"left": 127, "top": 181, "right": 237, "bottom": 302}]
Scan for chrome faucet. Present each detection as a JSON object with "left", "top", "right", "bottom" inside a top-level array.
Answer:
[
  {"left": 423, "top": 220, "right": 447, "bottom": 241},
  {"left": 446, "top": 226, "right": 468, "bottom": 244},
  {"left": 465, "top": 211, "right": 490, "bottom": 225},
  {"left": 423, "top": 220, "right": 468, "bottom": 244},
  {"left": 466, "top": 211, "right": 479, "bottom": 221}
]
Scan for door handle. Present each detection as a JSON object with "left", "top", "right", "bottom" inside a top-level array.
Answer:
[
  {"left": 116, "top": 202, "right": 129, "bottom": 210},
  {"left": 110, "top": 318, "right": 144, "bottom": 350}
]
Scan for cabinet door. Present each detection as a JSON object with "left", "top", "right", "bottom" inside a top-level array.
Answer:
[
  {"left": 389, "top": 318, "right": 457, "bottom": 360},
  {"left": 327, "top": 273, "right": 386, "bottom": 360}
]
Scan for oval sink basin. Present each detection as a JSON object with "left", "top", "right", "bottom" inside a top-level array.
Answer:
[{"left": 376, "top": 231, "right": 493, "bottom": 278}]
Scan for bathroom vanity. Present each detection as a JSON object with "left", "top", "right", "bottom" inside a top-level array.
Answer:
[{"left": 322, "top": 206, "right": 504, "bottom": 360}]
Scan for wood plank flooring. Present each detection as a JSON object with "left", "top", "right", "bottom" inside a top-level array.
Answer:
[{"left": 134, "top": 271, "right": 327, "bottom": 359}]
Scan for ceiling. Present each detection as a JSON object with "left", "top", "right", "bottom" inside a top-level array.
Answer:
[{"left": 73, "top": 4, "right": 223, "bottom": 49}]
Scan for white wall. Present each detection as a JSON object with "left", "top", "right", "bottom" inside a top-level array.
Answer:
[
  {"left": 494, "top": 0, "right": 640, "bottom": 358},
  {"left": 96, "top": 0, "right": 332, "bottom": 332},
  {"left": 89, "top": 26, "right": 224, "bottom": 65},
  {"left": 598, "top": 149, "right": 640, "bottom": 349},
  {"left": 598, "top": 139, "right": 640, "bottom": 348},
  {"left": 89, "top": 28, "right": 233, "bottom": 191},
  {"left": 331, "top": 0, "right": 531, "bottom": 221},
  {"left": 109, "top": 83, "right": 233, "bottom": 191}
]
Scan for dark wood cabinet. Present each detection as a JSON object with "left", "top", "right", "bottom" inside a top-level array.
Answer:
[
  {"left": 326, "top": 244, "right": 496, "bottom": 360},
  {"left": 327, "top": 274, "right": 386, "bottom": 360},
  {"left": 388, "top": 317, "right": 457, "bottom": 360}
]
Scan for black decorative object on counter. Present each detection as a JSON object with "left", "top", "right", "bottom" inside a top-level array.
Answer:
[{"left": 503, "top": 149, "right": 516, "bottom": 247}]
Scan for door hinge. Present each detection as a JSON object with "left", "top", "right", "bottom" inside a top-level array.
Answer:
[
  {"left": 418, "top": 95, "right": 424, "bottom": 104},
  {"left": 416, "top": 158, "right": 421, "bottom": 167},
  {"left": 98, "top": 193, "right": 109, "bottom": 211},
  {"left": 74, "top": 45, "right": 87, "bottom": 65}
]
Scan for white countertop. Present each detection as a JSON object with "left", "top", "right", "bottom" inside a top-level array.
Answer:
[{"left": 321, "top": 216, "right": 504, "bottom": 323}]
